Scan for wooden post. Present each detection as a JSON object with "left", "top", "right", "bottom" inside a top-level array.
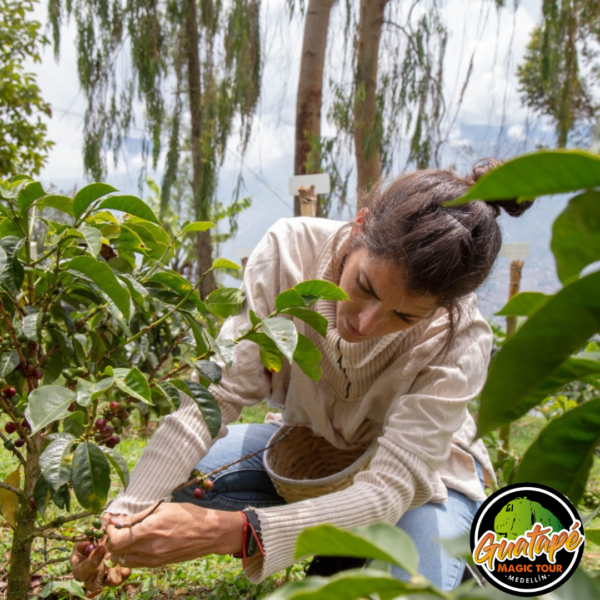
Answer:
[
  {"left": 497, "top": 259, "right": 524, "bottom": 464},
  {"left": 298, "top": 185, "right": 318, "bottom": 217}
]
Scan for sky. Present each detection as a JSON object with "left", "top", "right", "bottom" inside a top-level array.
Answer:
[{"left": 26, "top": 0, "right": 568, "bottom": 318}]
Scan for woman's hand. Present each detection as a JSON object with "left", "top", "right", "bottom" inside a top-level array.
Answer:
[
  {"left": 70, "top": 540, "right": 132, "bottom": 597},
  {"left": 106, "top": 502, "right": 244, "bottom": 569}
]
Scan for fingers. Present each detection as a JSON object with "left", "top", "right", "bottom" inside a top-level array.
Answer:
[
  {"left": 72, "top": 543, "right": 107, "bottom": 582},
  {"left": 105, "top": 564, "right": 132, "bottom": 587}
]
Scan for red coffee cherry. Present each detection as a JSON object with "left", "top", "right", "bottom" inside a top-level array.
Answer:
[
  {"left": 14, "top": 438, "right": 25, "bottom": 448},
  {"left": 5, "top": 422, "right": 17, "bottom": 434},
  {"left": 28, "top": 497, "right": 36, "bottom": 509},
  {"left": 102, "top": 425, "right": 114, "bottom": 437},
  {"left": 94, "top": 418, "right": 107, "bottom": 431},
  {"left": 110, "top": 401, "right": 120, "bottom": 411},
  {"left": 118, "top": 411, "right": 129, "bottom": 420},
  {"left": 193, "top": 488, "right": 205, "bottom": 500},
  {"left": 4, "top": 387, "right": 17, "bottom": 399},
  {"left": 82, "top": 543, "right": 95, "bottom": 557},
  {"left": 68, "top": 402, "right": 76, "bottom": 412},
  {"left": 203, "top": 479, "right": 214, "bottom": 492},
  {"left": 33, "top": 369, "right": 43, "bottom": 380}
]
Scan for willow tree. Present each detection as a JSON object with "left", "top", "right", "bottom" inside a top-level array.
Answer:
[
  {"left": 517, "top": 0, "right": 597, "bottom": 147},
  {"left": 49, "top": 0, "right": 261, "bottom": 296},
  {"left": 322, "top": 1, "right": 448, "bottom": 209}
]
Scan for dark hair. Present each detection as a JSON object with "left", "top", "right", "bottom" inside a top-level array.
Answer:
[{"left": 334, "top": 159, "right": 533, "bottom": 340}]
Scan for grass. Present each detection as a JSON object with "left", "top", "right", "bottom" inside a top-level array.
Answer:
[{"left": 2, "top": 406, "right": 600, "bottom": 598}]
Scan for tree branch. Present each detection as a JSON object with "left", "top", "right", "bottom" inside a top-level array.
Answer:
[{"left": 0, "top": 480, "right": 25, "bottom": 496}]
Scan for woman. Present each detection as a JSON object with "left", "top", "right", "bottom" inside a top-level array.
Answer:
[{"left": 72, "top": 160, "right": 532, "bottom": 594}]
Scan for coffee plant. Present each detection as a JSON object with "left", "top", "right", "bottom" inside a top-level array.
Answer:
[{"left": 0, "top": 175, "right": 346, "bottom": 599}]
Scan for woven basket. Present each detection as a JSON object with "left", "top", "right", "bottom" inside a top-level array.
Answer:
[{"left": 264, "top": 425, "right": 378, "bottom": 503}]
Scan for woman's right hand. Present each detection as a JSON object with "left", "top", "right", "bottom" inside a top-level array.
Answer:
[{"left": 70, "top": 541, "right": 132, "bottom": 597}]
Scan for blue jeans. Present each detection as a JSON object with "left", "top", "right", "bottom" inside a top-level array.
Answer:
[{"left": 172, "top": 423, "right": 485, "bottom": 592}]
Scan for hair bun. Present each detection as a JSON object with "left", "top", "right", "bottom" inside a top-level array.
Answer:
[{"left": 466, "top": 158, "right": 534, "bottom": 219}]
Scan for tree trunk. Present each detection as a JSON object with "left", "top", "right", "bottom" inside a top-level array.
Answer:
[
  {"left": 294, "top": 0, "right": 335, "bottom": 217},
  {"left": 186, "top": 0, "right": 215, "bottom": 298},
  {"left": 6, "top": 439, "right": 42, "bottom": 600},
  {"left": 354, "top": 0, "right": 389, "bottom": 207}
]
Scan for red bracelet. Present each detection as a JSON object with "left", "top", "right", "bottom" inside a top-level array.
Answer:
[{"left": 233, "top": 510, "right": 265, "bottom": 573}]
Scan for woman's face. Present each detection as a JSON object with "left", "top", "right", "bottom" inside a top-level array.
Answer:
[{"left": 336, "top": 247, "right": 438, "bottom": 343}]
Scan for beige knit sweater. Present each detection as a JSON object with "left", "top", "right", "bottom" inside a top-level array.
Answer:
[{"left": 107, "top": 217, "right": 495, "bottom": 582}]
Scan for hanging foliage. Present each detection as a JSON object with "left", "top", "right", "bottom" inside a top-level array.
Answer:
[
  {"left": 322, "top": 1, "right": 450, "bottom": 211},
  {"left": 517, "top": 0, "right": 598, "bottom": 147},
  {"left": 49, "top": 0, "right": 262, "bottom": 294}
]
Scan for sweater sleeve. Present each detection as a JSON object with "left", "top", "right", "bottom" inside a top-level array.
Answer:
[{"left": 243, "top": 312, "right": 492, "bottom": 582}]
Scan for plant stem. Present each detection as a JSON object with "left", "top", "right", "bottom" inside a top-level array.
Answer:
[
  {"left": 34, "top": 510, "right": 95, "bottom": 534},
  {"left": 0, "top": 480, "right": 25, "bottom": 496},
  {"left": 0, "top": 428, "right": 26, "bottom": 466},
  {"left": 32, "top": 556, "right": 70, "bottom": 575}
]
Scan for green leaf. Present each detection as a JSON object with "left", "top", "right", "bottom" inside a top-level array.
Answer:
[
  {"left": 0, "top": 246, "right": 7, "bottom": 277},
  {"left": 205, "top": 287, "right": 245, "bottom": 318},
  {"left": 552, "top": 568, "right": 600, "bottom": 600},
  {"left": 169, "top": 380, "right": 222, "bottom": 438},
  {"left": 495, "top": 291, "right": 552, "bottom": 317},
  {"left": 182, "top": 313, "right": 210, "bottom": 357},
  {"left": 39, "top": 435, "right": 76, "bottom": 491},
  {"left": 586, "top": 529, "right": 600, "bottom": 546},
  {"left": 275, "top": 289, "right": 307, "bottom": 311},
  {"left": 292, "top": 334, "right": 323, "bottom": 381},
  {"left": 37, "top": 194, "right": 75, "bottom": 216},
  {"left": 262, "top": 569, "right": 432, "bottom": 600},
  {"left": 156, "top": 381, "right": 181, "bottom": 412},
  {"left": 551, "top": 191, "right": 600, "bottom": 284},
  {"left": 117, "top": 274, "right": 148, "bottom": 307},
  {"left": 62, "top": 412, "right": 86, "bottom": 438},
  {"left": 73, "top": 183, "right": 117, "bottom": 219},
  {"left": 294, "top": 280, "right": 349, "bottom": 302},
  {"left": 42, "top": 348, "right": 63, "bottom": 385},
  {"left": 208, "top": 335, "right": 235, "bottom": 370},
  {"left": 282, "top": 307, "right": 328, "bottom": 337},
  {"left": 113, "top": 367, "right": 152, "bottom": 404},
  {"left": 76, "top": 377, "right": 114, "bottom": 407},
  {"left": 182, "top": 221, "right": 215, "bottom": 233},
  {"left": 33, "top": 474, "right": 51, "bottom": 519},
  {"left": 478, "top": 270, "right": 600, "bottom": 436},
  {"left": 148, "top": 271, "right": 204, "bottom": 311},
  {"left": 0, "top": 236, "right": 25, "bottom": 291},
  {"left": 446, "top": 149, "right": 600, "bottom": 205},
  {"left": 64, "top": 256, "right": 131, "bottom": 321},
  {"left": 490, "top": 355, "right": 600, "bottom": 429},
  {"left": 514, "top": 399, "right": 600, "bottom": 505},
  {"left": 51, "top": 483, "right": 71, "bottom": 512},
  {"left": 262, "top": 317, "right": 298, "bottom": 364},
  {"left": 39, "top": 581, "right": 87, "bottom": 599},
  {"left": 295, "top": 524, "right": 418, "bottom": 574},
  {"left": 78, "top": 225, "right": 102, "bottom": 257},
  {"left": 23, "top": 311, "right": 42, "bottom": 342},
  {"left": 246, "top": 332, "right": 284, "bottom": 373},
  {"left": 100, "top": 447, "right": 130, "bottom": 488},
  {"left": 212, "top": 257, "right": 241, "bottom": 270},
  {"left": 190, "top": 360, "right": 222, "bottom": 385},
  {"left": 98, "top": 195, "right": 159, "bottom": 224},
  {"left": 18, "top": 181, "right": 45, "bottom": 211},
  {"left": 27, "top": 386, "right": 76, "bottom": 435},
  {"left": 0, "top": 351, "right": 19, "bottom": 377},
  {"left": 72, "top": 442, "right": 111, "bottom": 513}
]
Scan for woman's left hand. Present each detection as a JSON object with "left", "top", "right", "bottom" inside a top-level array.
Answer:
[{"left": 106, "top": 503, "right": 244, "bottom": 569}]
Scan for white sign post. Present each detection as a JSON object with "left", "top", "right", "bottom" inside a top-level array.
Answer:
[{"left": 288, "top": 174, "right": 331, "bottom": 217}]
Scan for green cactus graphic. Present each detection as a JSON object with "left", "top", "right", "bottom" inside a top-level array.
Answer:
[{"left": 494, "top": 497, "right": 564, "bottom": 540}]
